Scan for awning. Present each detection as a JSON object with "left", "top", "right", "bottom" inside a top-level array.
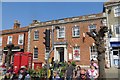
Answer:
[{"left": 110, "top": 42, "right": 120, "bottom": 47}]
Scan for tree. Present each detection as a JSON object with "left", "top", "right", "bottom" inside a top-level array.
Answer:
[
  {"left": 6, "top": 43, "right": 14, "bottom": 70},
  {"left": 86, "top": 26, "right": 108, "bottom": 80}
]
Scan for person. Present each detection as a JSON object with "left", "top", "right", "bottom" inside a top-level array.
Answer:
[
  {"left": 74, "top": 66, "right": 81, "bottom": 80},
  {"left": 87, "top": 65, "right": 99, "bottom": 80},
  {"left": 24, "top": 72, "right": 31, "bottom": 80},
  {"left": 80, "top": 69, "right": 90, "bottom": 80},
  {"left": 52, "top": 71, "right": 60, "bottom": 80},
  {"left": 4, "top": 72, "right": 10, "bottom": 80},
  {"left": 65, "top": 61, "right": 75, "bottom": 80},
  {"left": 91, "top": 59, "right": 98, "bottom": 70},
  {"left": 18, "top": 67, "right": 27, "bottom": 80}
]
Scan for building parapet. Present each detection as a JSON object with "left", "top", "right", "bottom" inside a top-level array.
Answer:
[
  {"left": 29, "top": 13, "right": 106, "bottom": 28},
  {"left": 1, "top": 26, "right": 29, "bottom": 35}
]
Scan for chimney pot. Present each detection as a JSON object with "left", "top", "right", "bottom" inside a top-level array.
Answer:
[{"left": 13, "top": 20, "right": 20, "bottom": 29}]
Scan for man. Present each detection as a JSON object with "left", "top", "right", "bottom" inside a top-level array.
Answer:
[
  {"left": 65, "top": 61, "right": 75, "bottom": 80},
  {"left": 80, "top": 69, "right": 90, "bottom": 80}
]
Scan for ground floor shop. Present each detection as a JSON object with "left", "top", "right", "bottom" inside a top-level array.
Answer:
[{"left": 110, "top": 42, "right": 120, "bottom": 68}]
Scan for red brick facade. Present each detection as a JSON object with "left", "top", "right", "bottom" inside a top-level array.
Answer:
[
  {"left": 29, "top": 13, "right": 106, "bottom": 66},
  {"left": 2, "top": 27, "right": 29, "bottom": 52},
  {"left": 1, "top": 21, "right": 29, "bottom": 64}
]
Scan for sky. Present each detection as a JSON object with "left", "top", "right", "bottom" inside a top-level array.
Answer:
[{"left": 2, "top": 2, "right": 106, "bottom": 30}]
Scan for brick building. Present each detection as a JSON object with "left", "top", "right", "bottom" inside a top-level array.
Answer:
[
  {"left": 1, "top": 20, "right": 29, "bottom": 64},
  {"left": 0, "top": 32, "right": 3, "bottom": 65},
  {"left": 104, "top": 1, "right": 120, "bottom": 68},
  {"left": 28, "top": 13, "right": 106, "bottom": 67}
]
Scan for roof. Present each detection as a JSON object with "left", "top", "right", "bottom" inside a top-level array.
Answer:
[
  {"left": 104, "top": 0, "right": 120, "bottom": 5},
  {"left": 1, "top": 26, "right": 29, "bottom": 35}
]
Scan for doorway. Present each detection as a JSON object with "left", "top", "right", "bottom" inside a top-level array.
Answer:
[
  {"left": 56, "top": 47, "right": 64, "bottom": 62},
  {"left": 112, "top": 50, "right": 119, "bottom": 67}
]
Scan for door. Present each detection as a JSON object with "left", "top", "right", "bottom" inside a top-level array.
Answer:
[
  {"left": 112, "top": 50, "right": 119, "bottom": 67},
  {"left": 59, "top": 47, "right": 64, "bottom": 62}
]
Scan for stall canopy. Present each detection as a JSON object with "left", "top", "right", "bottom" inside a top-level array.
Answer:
[{"left": 110, "top": 42, "right": 120, "bottom": 47}]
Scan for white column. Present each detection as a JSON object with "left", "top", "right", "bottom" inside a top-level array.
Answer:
[
  {"left": 111, "top": 51, "right": 113, "bottom": 67},
  {"left": 64, "top": 46, "right": 67, "bottom": 62},
  {"left": 57, "top": 50, "right": 60, "bottom": 62},
  {"left": 54, "top": 47, "right": 57, "bottom": 61}
]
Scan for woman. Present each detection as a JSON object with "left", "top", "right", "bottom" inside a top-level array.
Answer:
[
  {"left": 87, "top": 65, "right": 99, "bottom": 80},
  {"left": 74, "top": 66, "right": 81, "bottom": 80}
]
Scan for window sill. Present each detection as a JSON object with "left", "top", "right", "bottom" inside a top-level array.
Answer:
[
  {"left": 33, "top": 58, "right": 38, "bottom": 60},
  {"left": 57, "top": 37, "right": 65, "bottom": 39},
  {"left": 72, "top": 36, "right": 80, "bottom": 38},
  {"left": 33, "top": 39, "right": 39, "bottom": 41}
]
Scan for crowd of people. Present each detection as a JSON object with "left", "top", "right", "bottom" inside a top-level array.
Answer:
[
  {"left": 0, "top": 59, "right": 99, "bottom": 80},
  {"left": 0, "top": 65, "right": 31, "bottom": 80},
  {"left": 51, "top": 59, "right": 99, "bottom": 80}
]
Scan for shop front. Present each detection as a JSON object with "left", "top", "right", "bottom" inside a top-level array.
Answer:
[{"left": 110, "top": 42, "right": 120, "bottom": 68}]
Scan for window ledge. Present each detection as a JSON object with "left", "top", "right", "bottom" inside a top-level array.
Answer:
[
  {"left": 33, "top": 39, "right": 39, "bottom": 41},
  {"left": 72, "top": 36, "right": 80, "bottom": 38},
  {"left": 57, "top": 37, "right": 65, "bottom": 39}
]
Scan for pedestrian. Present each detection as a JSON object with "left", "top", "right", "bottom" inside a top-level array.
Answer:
[
  {"left": 24, "top": 72, "right": 31, "bottom": 80},
  {"left": 74, "top": 66, "right": 81, "bottom": 80},
  {"left": 52, "top": 71, "right": 60, "bottom": 80},
  {"left": 87, "top": 65, "right": 99, "bottom": 80},
  {"left": 91, "top": 59, "right": 98, "bottom": 70},
  {"left": 4, "top": 72, "right": 10, "bottom": 80},
  {"left": 65, "top": 61, "right": 75, "bottom": 80},
  {"left": 80, "top": 69, "right": 90, "bottom": 80}
]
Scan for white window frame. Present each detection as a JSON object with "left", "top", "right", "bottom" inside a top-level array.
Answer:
[
  {"left": 115, "top": 24, "right": 120, "bottom": 35},
  {"left": 33, "top": 48, "right": 38, "bottom": 59},
  {"left": 34, "top": 30, "right": 39, "bottom": 40},
  {"left": 88, "top": 25, "right": 96, "bottom": 32},
  {"left": 90, "top": 46, "right": 97, "bottom": 60},
  {"left": 0, "top": 37, "right": 2, "bottom": 46},
  {"left": 57, "top": 27, "right": 65, "bottom": 38},
  {"left": 72, "top": 25, "right": 80, "bottom": 37},
  {"left": 7, "top": 36, "right": 12, "bottom": 44},
  {"left": 18, "top": 34, "right": 24, "bottom": 45},
  {"left": 114, "top": 5, "right": 120, "bottom": 17},
  {"left": 0, "top": 49, "right": 2, "bottom": 61},
  {"left": 73, "top": 46, "right": 80, "bottom": 61}
]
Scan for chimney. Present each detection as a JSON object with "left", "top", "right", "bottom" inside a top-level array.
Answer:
[
  {"left": 13, "top": 20, "right": 20, "bottom": 29},
  {"left": 32, "top": 20, "right": 40, "bottom": 23}
]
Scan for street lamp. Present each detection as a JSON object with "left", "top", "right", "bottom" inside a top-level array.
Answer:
[{"left": 46, "top": 25, "right": 60, "bottom": 80}]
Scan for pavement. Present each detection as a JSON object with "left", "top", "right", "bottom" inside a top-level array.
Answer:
[{"left": 105, "top": 67, "right": 120, "bottom": 80}]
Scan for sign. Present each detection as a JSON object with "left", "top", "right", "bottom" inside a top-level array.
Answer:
[
  {"left": 45, "top": 52, "right": 49, "bottom": 60},
  {"left": 73, "top": 49, "right": 80, "bottom": 61}
]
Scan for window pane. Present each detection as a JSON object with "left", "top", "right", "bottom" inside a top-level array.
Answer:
[
  {"left": 34, "top": 48, "right": 38, "bottom": 58},
  {"left": 59, "top": 28, "right": 65, "bottom": 38},
  {"left": 73, "top": 27, "right": 80, "bottom": 37},
  {"left": 115, "top": 25, "right": 120, "bottom": 34},
  {"left": 0, "top": 37, "right": 2, "bottom": 46},
  {"left": 90, "top": 46, "right": 97, "bottom": 60},
  {"left": 8, "top": 36, "right": 12, "bottom": 44},
  {"left": 73, "top": 46, "right": 80, "bottom": 60},
  {"left": 18, "top": 34, "right": 24, "bottom": 45},
  {"left": 89, "top": 25, "right": 96, "bottom": 32},
  {"left": 34, "top": 31, "right": 39, "bottom": 40}
]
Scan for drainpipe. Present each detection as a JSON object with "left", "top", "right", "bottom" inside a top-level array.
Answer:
[{"left": 106, "top": 8, "right": 112, "bottom": 67}]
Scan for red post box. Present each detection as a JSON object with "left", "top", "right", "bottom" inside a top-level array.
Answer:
[{"left": 13, "top": 52, "right": 33, "bottom": 74}]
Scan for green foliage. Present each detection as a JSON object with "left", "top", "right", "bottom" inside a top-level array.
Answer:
[
  {"left": 71, "top": 61, "right": 76, "bottom": 67},
  {"left": 28, "top": 67, "right": 47, "bottom": 78}
]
